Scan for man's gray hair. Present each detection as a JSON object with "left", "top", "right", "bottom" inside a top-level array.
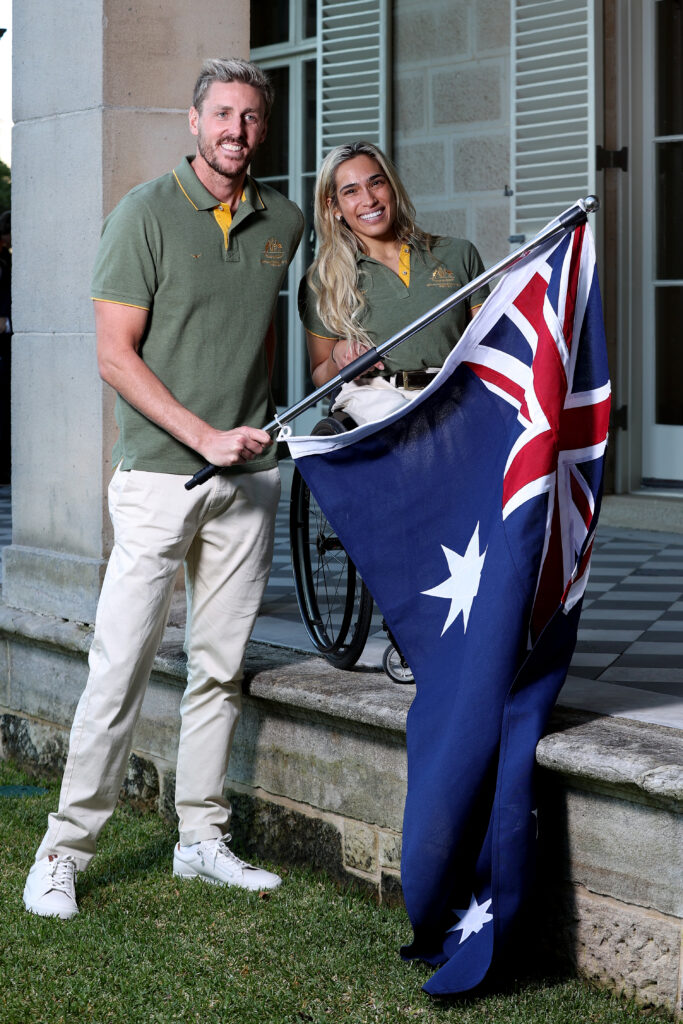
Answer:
[{"left": 192, "top": 58, "right": 274, "bottom": 119}]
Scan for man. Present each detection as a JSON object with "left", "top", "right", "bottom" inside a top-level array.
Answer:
[{"left": 23, "top": 58, "right": 304, "bottom": 919}]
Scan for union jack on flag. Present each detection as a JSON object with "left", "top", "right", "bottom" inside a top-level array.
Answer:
[
  {"left": 464, "top": 223, "right": 611, "bottom": 641},
  {"left": 288, "top": 222, "right": 610, "bottom": 996}
]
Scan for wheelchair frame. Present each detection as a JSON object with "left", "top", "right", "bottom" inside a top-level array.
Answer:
[{"left": 289, "top": 414, "right": 414, "bottom": 682}]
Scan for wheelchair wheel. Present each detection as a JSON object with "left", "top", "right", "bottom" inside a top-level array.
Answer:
[
  {"left": 289, "top": 418, "right": 373, "bottom": 670},
  {"left": 382, "top": 643, "right": 415, "bottom": 684}
]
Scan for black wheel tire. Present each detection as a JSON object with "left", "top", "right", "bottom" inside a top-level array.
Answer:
[
  {"left": 323, "top": 582, "right": 374, "bottom": 669},
  {"left": 311, "top": 416, "right": 348, "bottom": 437},
  {"left": 289, "top": 463, "right": 373, "bottom": 669}
]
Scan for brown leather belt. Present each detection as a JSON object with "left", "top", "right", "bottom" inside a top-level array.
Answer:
[{"left": 391, "top": 370, "right": 438, "bottom": 390}]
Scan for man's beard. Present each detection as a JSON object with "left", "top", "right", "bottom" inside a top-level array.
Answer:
[{"left": 197, "top": 131, "right": 249, "bottom": 179}]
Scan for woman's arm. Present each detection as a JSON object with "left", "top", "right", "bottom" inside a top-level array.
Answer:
[
  {"left": 307, "top": 330, "right": 342, "bottom": 388},
  {"left": 307, "top": 331, "right": 384, "bottom": 388}
]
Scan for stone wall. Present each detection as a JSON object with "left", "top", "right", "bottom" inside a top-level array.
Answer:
[
  {"left": 1, "top": 600, "right": 681, "bottom": 1016},
  {"left": 0, "top": 603, "right": 410, "bottom": 901},
  {"left": 536, "top": 711, "right": 683, "bottom": 1016},
  {"left": 392, "top": 0, "right": 512, "bottom": 268},
  {"left": 6, "top": 0, "right": 249, "bottom": 625}
]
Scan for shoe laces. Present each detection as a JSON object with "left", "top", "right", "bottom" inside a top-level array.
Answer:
[
  {"left": 204, "top": 835, "right": 253, "bottom": 871},
  {"left": 48, "top": 856, "right": 76, "bottom": 892}
]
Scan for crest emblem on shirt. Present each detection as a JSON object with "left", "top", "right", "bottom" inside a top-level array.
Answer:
[
  {"left": 261, "top": 237, "right": 287, "bottom": 267},
  {"left": 428, "top": 265, "right": 456, "bottom": 287}
]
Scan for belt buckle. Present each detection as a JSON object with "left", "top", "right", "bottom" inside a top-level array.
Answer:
[{"left": 402, "top": 371, "right": 420, "bottom": 391}]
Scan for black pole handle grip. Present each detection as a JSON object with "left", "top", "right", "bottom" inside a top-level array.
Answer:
[
  {"left": 185, "top": 462, "right": 219, "bottom": 490},
  {"left": 337, "top": 347, "right": 382, "bottom": 381}
]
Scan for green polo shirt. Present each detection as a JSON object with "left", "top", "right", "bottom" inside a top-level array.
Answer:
[
  {"left": 298, "top": 237, "right": 489, "bottom": 373},
  {"left": 92, "top": 157, "right": 304, "bottom": 474}
]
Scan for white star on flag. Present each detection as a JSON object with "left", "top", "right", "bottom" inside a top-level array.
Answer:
[
  {"left": 421, "top": 523, "right": 487, "bottom": 635},
  {"left": 446, "top": 894, "right": 494, "bottom": 944}
]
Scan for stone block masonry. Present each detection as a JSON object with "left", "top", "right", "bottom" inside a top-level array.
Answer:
[
  {"left": 0, "top": 600, "right": 680, "bottom": 1016},
  {"left": 0, "top": 603, "right": 410, "bottom": 903},
  {"left": 536, "top": 710, "right": 683, "bottom": 1017},
  {"left": 392, "top": 0, "right": 512, "bottom": 269}
]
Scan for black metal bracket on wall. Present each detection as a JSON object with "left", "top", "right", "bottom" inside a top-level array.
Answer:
[
  {"left": 596, "top": 145, "right": 629, "bottom": 172},
  {"left": 611, "top": 405, "right": 629, "bottom": 431}
]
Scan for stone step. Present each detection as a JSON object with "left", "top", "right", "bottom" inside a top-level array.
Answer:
[{"left": 0, "top": 598, "right": 681, "bottom": 1016}]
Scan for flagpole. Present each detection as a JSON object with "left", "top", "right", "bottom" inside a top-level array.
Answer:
[{"left": 185, "top": 195, "right": 599, "bottom": 490}]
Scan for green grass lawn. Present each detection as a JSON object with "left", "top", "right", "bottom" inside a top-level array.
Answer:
[{"left": 0, "top": 759, "right": 670, "bottom": 1024}]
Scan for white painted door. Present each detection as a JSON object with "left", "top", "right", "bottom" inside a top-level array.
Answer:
[{"left": 640, "top": 0, "right": 683, "bottom": 484}]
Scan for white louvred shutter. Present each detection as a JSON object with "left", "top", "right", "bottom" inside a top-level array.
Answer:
[
  {"left": 318, "top": 0, "right": 390, "bottom": 161},
  {"left": 511, "top": 0, "right": 598, "bottom": 240}
]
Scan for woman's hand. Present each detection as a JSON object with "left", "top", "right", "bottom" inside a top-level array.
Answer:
[
  {"left": 308, "top": 330, "right": 384, "bottom": 388},
  {"left": 330, "top": 338, "right": 384, "bottom": 375}
]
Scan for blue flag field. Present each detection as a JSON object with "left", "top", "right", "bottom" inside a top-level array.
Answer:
[{"left": 287, "top": 224, "right": 611, "bottom": 995}]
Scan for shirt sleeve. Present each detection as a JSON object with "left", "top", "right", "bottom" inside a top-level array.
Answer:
[
  {"left": 297, "top": 272, "right": 338, "bottom": 340},
  {"left": 91, "top": 191, "right": 160, "bottom": 310},
  {"left": 462, "top": 241, "right": 489, "bottom": 312}
]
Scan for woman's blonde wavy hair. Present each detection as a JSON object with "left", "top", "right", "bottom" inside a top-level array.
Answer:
[{"left": 307, "top": 141, "right": 436, "bottom": 348}]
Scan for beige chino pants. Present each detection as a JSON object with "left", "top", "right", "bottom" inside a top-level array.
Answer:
[{"left": 36, "top": 465, "right": 280, "bottom": 870}]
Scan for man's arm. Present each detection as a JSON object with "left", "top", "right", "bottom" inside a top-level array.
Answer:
[{"left": 95, "top": 300, "right": 272, "bottom": 466}]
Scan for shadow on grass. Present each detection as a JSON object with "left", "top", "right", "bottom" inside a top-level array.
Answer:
[
  {"left": 426, "top": 964, "right": 571, "bottom": 1005},
  {"left": 403, "top": 916, "right": 579, "bottom": 1011},
  {"left": 77, "top": 829, "right": 175, "bottom": 899}
]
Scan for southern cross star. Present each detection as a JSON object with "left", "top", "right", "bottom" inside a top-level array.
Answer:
[
  {"left": 446, "top": 894, "right": 494, "bottom": 944},
  {"left": 421, "top": 523, "right": 487, "bottom": 635}
]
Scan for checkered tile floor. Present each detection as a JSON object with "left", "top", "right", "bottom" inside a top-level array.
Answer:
[
  {"left": 258, "top": 473, "right": 683, "bottom": 728},
  {"left": 1, "top": 480, "right": 682, "bottom": 728},
  {"left": 261, "top": 484, "right": 683, "bottom": 674},
  {"left": 575, "top": 529, "right": 683, "bottom": 694}
]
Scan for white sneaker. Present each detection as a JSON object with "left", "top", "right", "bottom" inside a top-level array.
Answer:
[
  {"left": 173, "top": 835, "right": 281, "bottom": 892},
  {"left": 23, "top": 855, "right": 79, "bottom": 919}
]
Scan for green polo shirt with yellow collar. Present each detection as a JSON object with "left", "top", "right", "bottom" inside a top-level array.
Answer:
[
  {"left": 298, "top": 237, "right": 489, "bottom": 374},
  {"left": 91, "top": 156, "right": 304, "bottom": 474}
]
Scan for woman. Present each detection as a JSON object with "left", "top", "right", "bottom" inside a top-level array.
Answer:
[{"left": 298, "top": 141, "right": 490, "bottom": 425}]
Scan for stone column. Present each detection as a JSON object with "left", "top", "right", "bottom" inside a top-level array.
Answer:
[{"left": 5, "top": 0, "right": 249, "bottom": 622}]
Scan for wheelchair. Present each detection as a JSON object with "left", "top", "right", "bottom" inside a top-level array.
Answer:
[{"left": 288, "top": 412, "right": 414, "bottom": 684}]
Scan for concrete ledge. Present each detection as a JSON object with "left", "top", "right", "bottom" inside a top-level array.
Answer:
[
  {"left": 536, "top": 710, "right": 683, "bottom": 1017},
  {"left": 600, "top": 494, "right": 683, "bottom": 534},
  {"left": 2, "top": 545, "right": 106, "bottom": 624},
  {"left": 0, "top": 597, "right": 681, "bottom": 1015},
  {"left": 0, "top": 596, "right": 410, "bottom": 898},
  {"left": 538, "top": 709, "right": 683, "bottom": 812}
]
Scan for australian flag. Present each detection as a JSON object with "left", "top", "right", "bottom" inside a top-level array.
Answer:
[{"left": 287, "top": 224, "right": 610, "bottom": 995}]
